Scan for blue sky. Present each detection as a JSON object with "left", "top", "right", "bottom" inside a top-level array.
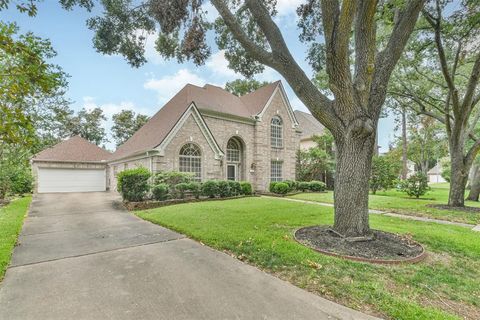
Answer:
[{"left": 1, "top": 1, "right": 396, "bottom": 150}]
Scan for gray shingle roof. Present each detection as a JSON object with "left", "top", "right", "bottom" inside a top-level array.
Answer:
[
  {"left": 294, "top": 110, "right": 325, "bottom": 140},
  {"left": 33, "top": 136, "right": 111, "bottom": 162}
]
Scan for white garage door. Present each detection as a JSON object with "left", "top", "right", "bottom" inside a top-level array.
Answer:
[{"left": 38, "top": 168, "right": 106, "bottom": 193}]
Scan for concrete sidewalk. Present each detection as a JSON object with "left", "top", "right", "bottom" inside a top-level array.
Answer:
[
  {"left": 265, "top": 196, "right": 480, "bottom": 231},
  {"left": 0, "top": 192, "right": 378, "bottom": 320}
]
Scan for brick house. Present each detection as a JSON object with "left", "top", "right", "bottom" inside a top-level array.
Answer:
[
  {"left": 31, "top": 81, "right": 301, "bottom": 193},
  {"left": 108, "top": 81, "right": 301, "bottom": 192}
]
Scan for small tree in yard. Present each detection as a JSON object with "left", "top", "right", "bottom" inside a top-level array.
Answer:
[
  {"left": 369, "top": 156, "right": 400, "bottom": 194},
  {"left": 399, "top": 172, "right": 429, "bottom": 198},
  {"left": 65, "top": 0, "right": 426, "bottom": 238}
]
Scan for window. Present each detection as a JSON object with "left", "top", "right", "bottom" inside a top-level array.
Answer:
[
  {"left": 271, "top": 161, "right": 283, "bottom": 182},
  {"left": 271, "top": 116, "right": 283, "bottom": 148},
  {"left": 179, "top": 143, "right": 202, "bottom": 181},
  {"left": 226, "top": 138, "right": 240, "bottom": 162}
]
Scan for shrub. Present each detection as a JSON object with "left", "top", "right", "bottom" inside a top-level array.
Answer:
[
  {"left": 369, "top": 155, "right": 399, "bottom": 194},
  {"left": 273, "top": 182, "right": 289, "bottom": 195},
  {"left": 201, "top": 180, "right": 219, "bottom": 198},
  {"left": 398, "top": 172, "right": 430, "bottom": 198},
  {"left": 240, "top": 181, "right": 253, "bottom": 195},
  {"left": 10, "top": 169, "right": 33, "bottom": 195},
  {"left": 228, "top": 181, "right": 242, "bottom": 196},
  {"left": 269, "top": 182, "right": 278, "bottom": 193},
  {"left": 298, "top": 181, "right": 310, "bottom": 192},
  {"left": 217, "top": 180, "right": 231, "bottom": 198},
  {"left": 309, "top": 181, "right": 326, "bottom": 192},
  {"left": 283, "top": 180, "right": 296, "bottom": 192},
  {"left": 154, "top": 171, "right": 193, "bottom": 186},
  {"left": 117, "top": 167, "right": 151, "bottom": 202},
  {"left": 151, "top": 183, "right": 168, "bottom": 201},
  {"left": 188, "top": 182, "right": 201, "bottom": 199},
  {"left": 175, "top": 182, "right": 190, "bottom": 199}
]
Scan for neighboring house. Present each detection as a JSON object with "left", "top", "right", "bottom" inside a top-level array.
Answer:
[
  {"left": 31, "top": 136, "right": 111, "bottom": 193},
  {"left": 293, "top": 110, "right": 325, "bottom": 150},
  {"left": 32, "top": 81, "right": 301, "bottom": 193},
  {"left": 427, "top": 164, "right": 447, "bottom": 183}
]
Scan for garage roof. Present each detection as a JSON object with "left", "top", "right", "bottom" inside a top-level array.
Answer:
[{"left": 32, "top": 136, "right": 111, "bottom": 163}]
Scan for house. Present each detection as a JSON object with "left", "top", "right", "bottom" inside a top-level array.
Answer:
[
  {"left": 293, "top": 110, "right": 325, "bottom": 150},
  {"left": 427, "top": 163, "right": 447, "bottom": 183},
  {"left": 31, "top": 136, "right": 111, "bottom": 193},
  {"left": 32, "top": 81, "right": 301, "bottom": 193}
]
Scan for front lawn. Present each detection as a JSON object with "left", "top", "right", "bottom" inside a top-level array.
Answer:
[
  {"left": 289, "top": 183, "right": 480, "bottom": 225},
  {"left": 0, "top": 196, "right": 31, "bottom": 280},
  {"left": 137, "top": 197, "right": 480, "bottom": 320}
]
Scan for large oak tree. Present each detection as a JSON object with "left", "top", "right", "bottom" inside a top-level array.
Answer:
[{"left": 63, "top": 0, "right": 425, "bottom": 238}]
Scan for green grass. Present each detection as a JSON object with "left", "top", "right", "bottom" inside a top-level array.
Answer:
[
  {"left": 137, "top": 197, "right": 480, "bottom": 320},
  {"left": 0, "top": 196, "right": 31, "bottom": 280},
  {"left": 289, "top": 183, "right": 480, "bottom": 225}
]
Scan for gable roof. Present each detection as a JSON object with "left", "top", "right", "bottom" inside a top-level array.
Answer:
[
  {"left": 33, "top": 136, "right": 111, "bottom": 163},
  {"left": 294, "top": 110, "right": 325, "bottom": 140},
  {"left": 110, "top": 81, "right": 285, "bottom": 161}
]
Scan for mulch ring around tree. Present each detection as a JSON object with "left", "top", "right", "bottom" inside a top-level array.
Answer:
[
  {"left": 427, "top": 204, "right": 480, "bottom": 213},
  {"left": 295, "top": 225, "right": 426, "bottom": 264}
]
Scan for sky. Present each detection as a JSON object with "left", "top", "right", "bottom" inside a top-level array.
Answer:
[{"left": 1, "top": 0, "right": 396, "bottom": 151}]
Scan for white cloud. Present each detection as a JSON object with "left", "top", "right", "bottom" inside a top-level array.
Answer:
[
  {"left": 143, "top": 69, "right": 207, "bottom": 103},
  {"left": 276, "top": 0, "right": 302, "bottom": 16},
  {"left": 202, "top": 2, "right": 219, "bottom": 22},
  {"left": 205, "top": 50, "right": 239, "bottom": 78},
  {"left": 81, "top": 96, "right": 152, "bottom": 150}
]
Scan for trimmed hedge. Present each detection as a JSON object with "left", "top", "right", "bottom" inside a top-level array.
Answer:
[
  {"left": 201, "top": 180, "right": 219, "bottom": 198},
  {"left": 118, "top": 169, "right": 255, "bottom": 202},
  {"left": 152, "top": 183, "right": 168, "bottom": 201},
  {"left": 240, "top": 181, "right": 253, "bottom": 195},
  {"left": 117, "top": 167, "right": 151, "bottom": 202},
  {"left": 273, "top": 182, "right": 289, "bottom": 195},
  {"left": 309, "top": 180, "right": 326, "bottom": 192}
]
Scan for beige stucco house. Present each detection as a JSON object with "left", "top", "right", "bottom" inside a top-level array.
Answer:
[{"left": 32, "top": 81, "right": 301, "bottom": 193}]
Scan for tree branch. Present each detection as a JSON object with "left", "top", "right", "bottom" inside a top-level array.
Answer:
[
  {"left": 462, "top": 52, "right": 480, "bottom": 116},
  {"left": 370, "top": 0, "right": 426, "bottom": 114},
  {"left": 320, "top": 0, "right": 355, "bottom": 99},
  {"left": 210, "top": 0, "right": 275, "bottom": 65},
  {"left": 353, "top": 1, "right": 377, "bottom": 107},
  {"left": 211, "top": 0, "right": 339, "bottom": 131}
]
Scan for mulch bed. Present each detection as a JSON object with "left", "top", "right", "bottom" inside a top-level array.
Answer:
[
  {"left": 427, "top": 204, "right": 480, "bottom": 213},
  {"left": 124, "top": 195, "right": 257, "bottom": 211},
  {"left": 295, "top": 225, "right": 426, "bottom": 264}
]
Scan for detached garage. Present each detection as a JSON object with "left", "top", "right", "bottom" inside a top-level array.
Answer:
[{"left": 32, "top": 136, "right": 111, "bottom": 193}]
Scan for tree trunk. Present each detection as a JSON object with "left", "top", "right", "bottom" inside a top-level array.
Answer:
[
  {"left": 448, "top": 151, "right": 468, "bottom": 207},
  {"left": 401, "top": 107, "right": 408, "bottom": 180},
  {"left": 467, "top": 164, "right": 480, "bottom": 201},
  {"left": 333, "top": 133, "right": 375, "bottom": 237}
]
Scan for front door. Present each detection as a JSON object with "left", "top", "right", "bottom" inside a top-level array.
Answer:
[{"left": 227, "top": 164, "right": 237, "bottom": 181}]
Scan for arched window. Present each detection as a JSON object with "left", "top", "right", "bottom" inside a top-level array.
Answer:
[
  {"left": 226, "top": 138, "right": 241, "bottom": 162},
  {"left": 271, "top": 116, "right": 283, "bottom": 148},
  {"left": 179, "top": 143, "right": 201, "bottom": 181}
]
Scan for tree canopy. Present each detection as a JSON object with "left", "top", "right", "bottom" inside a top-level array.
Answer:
[{"left": 111, "top": 110, "right": 150, "bottom": 146}]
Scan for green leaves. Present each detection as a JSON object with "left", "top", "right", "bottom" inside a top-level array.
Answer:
[
  {"left": 224, "top": 79, "right": 269, "bottom": 96},
  {"left": 0, "top": 21, "right": 67, "bottom": 148},
  {"left": 111, "top": 109, "right": 150, "bottom": 146}
]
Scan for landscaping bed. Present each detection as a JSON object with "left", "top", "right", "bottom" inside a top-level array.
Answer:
[
  {"left": 125, "top": 195, "right": 256, "bottom": 210},
  {"left": 295, "top": 225, "right": 425, "bottom": 264}
]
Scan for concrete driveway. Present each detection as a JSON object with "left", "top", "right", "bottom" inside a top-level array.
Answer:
[{"left": 0, "top": 192, "right": 377, "bottom": 320}]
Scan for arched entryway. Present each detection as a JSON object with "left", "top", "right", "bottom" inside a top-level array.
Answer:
[{"left": 226, "top": 137, "right": 244, "bottom": 181}]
